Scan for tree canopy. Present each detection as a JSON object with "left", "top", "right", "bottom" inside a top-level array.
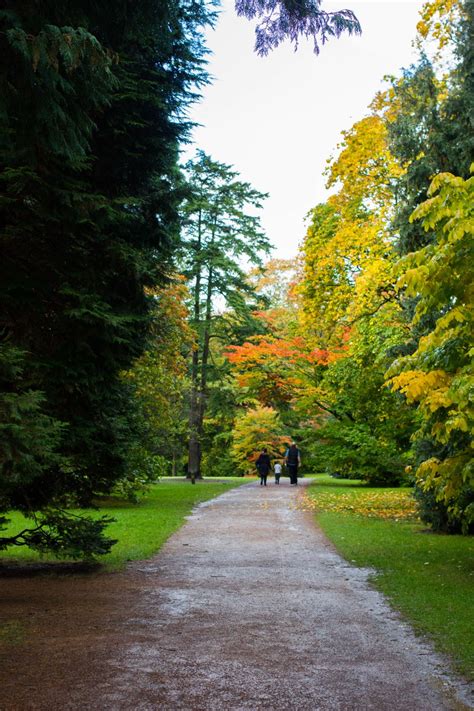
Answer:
[{"left": 1, "top": 0, "right": 472, "bottom": 560}]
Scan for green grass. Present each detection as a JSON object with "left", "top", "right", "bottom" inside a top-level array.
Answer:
[
  {"left": 306, "top": 475, "right": 474, "bottom": 680},
  {"left": 0, "top": 478, "right": 251, "bottom": 571}
]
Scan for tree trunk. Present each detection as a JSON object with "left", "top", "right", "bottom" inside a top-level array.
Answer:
[
  {"left": 187, "top": 208, "right": 203, "bottom": 482},
  {"left": 187, "top": 348, "right": 202, "bottom": 483}
]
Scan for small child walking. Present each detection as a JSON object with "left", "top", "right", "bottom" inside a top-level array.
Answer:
[{"left": 274, "top": 461, "right": 282, "bottom": 484}]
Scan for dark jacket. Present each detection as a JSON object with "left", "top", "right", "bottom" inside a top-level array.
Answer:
[
  {"left": 256, "top": 453, "right": 271, "bottom": 475},
  {"left": 286, "top": 446, "right": 300, "bottom": 466}
]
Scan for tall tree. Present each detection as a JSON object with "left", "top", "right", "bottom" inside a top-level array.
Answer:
[
  {"left": 388, "top": 169, "right": 474, "bottom": 531},
  {"left": 385, "top": 1, "right": 473, "bottom": 255},
  {"left": 299, "top": 113, "right": 401, "bottom": 348},
  {"left": 180, "top": 151, "right": 271, "bottom": 480},
  {"left": 0, "top": 1, "right": 213, "bottom": 556},
  {"left": 382, "top": 0, "right": 474, "bottom": 526}
]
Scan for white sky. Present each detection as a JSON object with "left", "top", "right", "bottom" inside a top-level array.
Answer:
[{"left": 186, "top": 0, "right": 426, "bottom": 258}]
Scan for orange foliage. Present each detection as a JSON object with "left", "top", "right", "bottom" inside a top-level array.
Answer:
[{"left": 225, "top": 336, "right": 343, "bottom": 367}]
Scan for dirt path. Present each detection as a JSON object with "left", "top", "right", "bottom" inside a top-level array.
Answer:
[{"left": 0, "top": 480, "right": 472, "bottom": 710}]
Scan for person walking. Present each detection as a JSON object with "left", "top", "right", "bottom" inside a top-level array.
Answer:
[
  {"left": 285, "top": 442, "right": 301, "bottom": 485},
  {"left": 256, "top": 448, "right": 271, "bottom": 486},
  {"left": 274, "top": 461, "right": 282, "bottom": 484}
]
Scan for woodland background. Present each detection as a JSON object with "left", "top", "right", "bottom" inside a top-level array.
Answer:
[{"left": 0, "top": 0, "right": 472, "bottom": 558}]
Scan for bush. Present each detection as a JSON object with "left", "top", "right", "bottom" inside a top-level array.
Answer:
[
  {"left": 305, "top": 421, "right": 407, "bottom": 487},
  {"left": 414, "top": 484, "right": 474, "bottom": 534}
]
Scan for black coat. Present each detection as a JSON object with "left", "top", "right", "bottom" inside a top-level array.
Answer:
[{"left": 256, "top": 453, "right": 271, "bottom": 475}]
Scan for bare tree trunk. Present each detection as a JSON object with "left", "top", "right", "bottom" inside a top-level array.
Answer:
[
  {"left": 187, "top": 208, "right": 203, "bottom": 483},
  {"left": 187, "top": 348, "right": 201, "bottom": 483},
  {"left": 200, "top": 265, "right": 213, "bottom": 395}
]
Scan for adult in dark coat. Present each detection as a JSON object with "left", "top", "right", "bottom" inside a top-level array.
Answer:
[
  {"left": 255, "top": 448, "right": 271, "bottom": 486},
  {"left": 285, "top": 442, "right": 301, "bottom": 485}
]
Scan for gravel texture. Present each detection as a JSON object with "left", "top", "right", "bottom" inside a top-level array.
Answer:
[{"left": 0, "top": 479, "right": 472, "bottom": 710}]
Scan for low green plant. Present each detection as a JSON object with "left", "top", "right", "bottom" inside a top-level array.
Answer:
[{"left": 0, "top": 479, "right": 248, "bottom": 569}]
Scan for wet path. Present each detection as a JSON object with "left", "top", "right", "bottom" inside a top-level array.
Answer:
[{"left": 0, "top": 480, "right": 472, "bottom": 710}]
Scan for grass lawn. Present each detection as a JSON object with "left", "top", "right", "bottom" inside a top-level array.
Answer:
[
  {"left": 0, "top": 478, "right": 252, "bottom": 571},
  {"left": 304, "top": 475, "right": 474, "bottom": 681}
]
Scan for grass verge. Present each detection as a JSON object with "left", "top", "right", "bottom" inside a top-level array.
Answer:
[
  {"left": 304, "top": 475, "right": 474, "bottom": 681},
  {"left": 0, "top": 478, "right": 251, "bottom": 571}
]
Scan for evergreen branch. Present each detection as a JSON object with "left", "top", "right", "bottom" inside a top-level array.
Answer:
[{"left": 235, "top": 0, "right": 361, "bottom": 55}]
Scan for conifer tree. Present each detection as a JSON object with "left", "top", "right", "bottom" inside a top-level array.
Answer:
[
  {"left": 180, "top": 152, "right": 271, "bottom": 481},
  {"left": 235, "top": 0, "right": 361, "bottom": 55},
  {"left": 0, "top": 1, "right": 213, "bottom": 556}
]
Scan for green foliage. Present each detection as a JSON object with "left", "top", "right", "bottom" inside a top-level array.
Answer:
[
  {"left": 201, "top": 376, "right": 242, "bottom": 477},
  {"left": 0, "top": 343, "right": 67, "bottom": 506},
  {"left": 304, "top": 320, "right": 415, "bottom": 486},
  {"left": 0, "top": 509, "right": 116, "bottom": 560},
  {"left": 412, "top": 484, "right": 474, "bottom": 534},
  {"left": 0, "top": 1, "right": 213, "bottom": 556},
  {"left": 123, "top": 279, "right": 193, "bottom": 487},
  {"left": 386, "top": 3, "right": 474, "bottom": 255},
  {"left": 1, "top": 480, "right": 248, "bottom": 569},
  {"left": 180, "top": 151, "right": 271, "bottom": 478},
  {"left": 113, "top": 448, "right": 169, "bottom": 503},
  {"left": 180, "top": 150, "right": 271, "bottom": 312},
  {"left": 388, "top": 169, "right": 474, "bottom": 532}
]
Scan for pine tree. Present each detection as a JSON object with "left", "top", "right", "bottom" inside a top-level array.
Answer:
[
  {"left": 0, "top": 1, "right": 213, "bottom": 556},
  {"left": 180, "top": 151, "right": 271, "bottom": 481}
]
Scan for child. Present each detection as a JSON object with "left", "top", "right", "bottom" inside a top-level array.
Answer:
[{"left": 274, "top": 461, "right": 282, "bottom": 484}]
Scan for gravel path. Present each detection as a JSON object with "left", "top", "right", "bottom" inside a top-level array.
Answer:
[{"left": 0, "top": 479, "right": 472, "bottom": 710}]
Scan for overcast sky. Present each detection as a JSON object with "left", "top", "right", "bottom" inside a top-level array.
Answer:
[{"left": 186, "top": 0, "right": 426, "bottom": 259}]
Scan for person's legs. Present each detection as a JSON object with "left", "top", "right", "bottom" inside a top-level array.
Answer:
[{"left": 263, "top": 474, "right": 267, "bottom": 486}]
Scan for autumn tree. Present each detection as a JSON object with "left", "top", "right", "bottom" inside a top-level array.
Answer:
[
  {"left": 381, "top": 0, "right": 474, "bottom": 524},
  {"left": 299, "top": 113, "right": 401, "bottom": 348},
  {"left": 388, "top": 169, "right": 474, "bottom": 531},
  {"left": 180, "top": 152, "right": 271, "bottom": 480},
  {"left": 122, "top": 278, "right": 194, "bottom": 490},
  {"left": 296, "top": 94, "right": 419, "bottom": 484},
  {"left": 231, "top": 407, "right": 290, "bottom": 475}
]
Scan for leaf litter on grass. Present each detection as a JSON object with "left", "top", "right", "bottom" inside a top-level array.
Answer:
[{"left": 293, "top": 489, "right": 419, "bottom": 521}]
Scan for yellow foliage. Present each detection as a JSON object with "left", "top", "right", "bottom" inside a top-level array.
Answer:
[
  {"left": 389, "top": 170, "right": 474, "bottom": 518},
  {"left": 299, "top": 113, "right": 401, "bottom": 347},
  {"left": 298, "top": 489, "right": 419, "bottom": 521},
  {"left": 416, "top": 0, "right": 464, "bottom": 58},
  {"left": 231, "top": 406, "right": 290, "bottom": 475},
  {"left": 389, "top": 370, "right": 450, "bottom": 403}
]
